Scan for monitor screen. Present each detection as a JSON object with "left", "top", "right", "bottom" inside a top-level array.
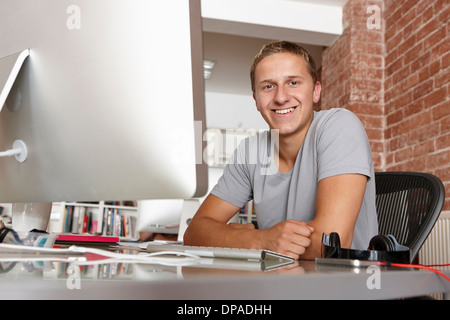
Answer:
[{"left": 0, "top": 0, "right": 208, "bottom": 203}]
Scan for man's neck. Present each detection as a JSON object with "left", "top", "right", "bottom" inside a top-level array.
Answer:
[
  {"left": 275, "top": 117, "right": 314, "bottom": 174},
  {"left": 275, "top": 135, "right": 303, "bottom": 174}
]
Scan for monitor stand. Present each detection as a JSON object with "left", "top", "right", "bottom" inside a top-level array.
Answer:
[
  {"left": 0, "top": 50, "right": 30, "bottom": 162},
  {"left": 0, "top": 49, "right": 29, "bottom": 111},
  {"left": 11, "top": 202, "right": 52, "bottom": 232},
  {"left": 177, "top": 199, "right": 201, "bottom": 243},
  {"left": 0, "top": 50, "right": 49, "bottom": 232}
]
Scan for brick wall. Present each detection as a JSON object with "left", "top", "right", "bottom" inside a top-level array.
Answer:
[
  {"left": 384, "top": 0, "right": 449, "bottom": 211},
  {"left": 321, "top": 0, "right": 449, "bottom": 211},
  {"left": 321, "top": 0, "right": 386, "bottom": 171}
]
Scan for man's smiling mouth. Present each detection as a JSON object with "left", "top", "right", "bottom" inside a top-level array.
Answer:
[{"left": 274, "top": 107, "right": 296, "bottom": 114}]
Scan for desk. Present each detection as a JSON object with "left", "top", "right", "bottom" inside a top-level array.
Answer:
[{"left": 0, "top": 245, "right": 449, "bottom": 300}]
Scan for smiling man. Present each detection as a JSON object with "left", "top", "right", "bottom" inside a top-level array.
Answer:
[{"left": 184, "top": 41, "right": 378, "bottom": 260}]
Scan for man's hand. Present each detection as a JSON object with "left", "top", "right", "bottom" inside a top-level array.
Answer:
[
  {"left": 184, "top": 194, "right": 315, "bottom": 260},
  {"left": 258, "top": 220, "right": 314, "bottom": 260}
]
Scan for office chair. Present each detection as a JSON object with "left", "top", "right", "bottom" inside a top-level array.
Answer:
[{"left": 375, "top": 171, "right": 445, "bottom": 262}]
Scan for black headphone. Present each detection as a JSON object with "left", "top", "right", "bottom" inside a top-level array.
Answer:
[{"left": 321, "top": 232, "right": 410, "bottom": 264}]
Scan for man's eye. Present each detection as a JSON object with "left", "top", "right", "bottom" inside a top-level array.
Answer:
[
  {"left": 290, "top": 81, "right": 298, "bottom": 86},
  {"left": 263, "top": 84, "right": 274, "bottom": 90}
]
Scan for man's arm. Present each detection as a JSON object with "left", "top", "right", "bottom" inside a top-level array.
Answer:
[
  {"left": 183, "top": 194, "right": 314, "bottom": 260},
  {"left": 183, "top": 194, "right": 252, "bottom": 248},
  {"left": 184, "top": 173, "right": 366, "bottom": 260},
  {"left": 299, "top": 173, "right": 367, "bottom": 260}
]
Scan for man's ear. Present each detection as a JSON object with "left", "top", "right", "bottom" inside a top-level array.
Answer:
[
  {"left": 253, "top": 92, "right": 261, "bottom": 111},
  {"left": 313, "top": 81, "right": 322, "bottom": 103}
]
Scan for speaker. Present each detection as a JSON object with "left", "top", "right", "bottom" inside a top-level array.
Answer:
[{"left": 321, "top": 232, "right": 410, "bottom": 264}]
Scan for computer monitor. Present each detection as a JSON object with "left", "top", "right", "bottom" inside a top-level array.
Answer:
[{"left": 0, "top": 0, "right": 208, "bottom": 211}]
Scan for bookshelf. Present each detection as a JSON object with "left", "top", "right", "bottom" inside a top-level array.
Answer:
[
  {"left": 205, "top": 128, "right": 259, "bottom": 227},
  {"left": 238, "top": 200, "right": 256, "bottom": 226},
  {"left": 205, "top": 127, "right": 258, "bottom": 167},
  {"left": 48, "top": 201, "right": 139, "bottom": 241}
]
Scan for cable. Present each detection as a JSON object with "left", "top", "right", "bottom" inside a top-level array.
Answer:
[
  {"left": 0, "top": 140, "right": 28, "bottom": 162},
  {"left": 0, "top": 243, "right": 201, "bottom": 267},
  {"left": 0, "top": 148, "right": 21, "bottom": 157},
  {"left": 68, "top": 245, "right": 200, "bottom": 261},
  {"left": 425, "top": 264, "right": 450, "bottom": 268},
  {"left": 384, "top": 262, "right": 450, "bottom": 282}
]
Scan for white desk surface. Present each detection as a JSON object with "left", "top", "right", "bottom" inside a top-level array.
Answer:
[{"left": 0, "top": 245, "right": 448, "bottom": 300}]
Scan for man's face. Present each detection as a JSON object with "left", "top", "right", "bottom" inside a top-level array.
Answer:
[{"left": 253, "top": 52, "right": 321, "bottom": 138}]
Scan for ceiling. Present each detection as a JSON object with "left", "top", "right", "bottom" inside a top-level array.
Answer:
[
  {"left": 201, "top": 0, "right": 346, "bottom": 47},
  {"left": 200, "top": 0, "right": 346, "bottom": 95}
]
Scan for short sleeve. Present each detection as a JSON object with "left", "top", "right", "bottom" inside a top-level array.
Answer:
[
  {"left": 210, "top": 139, "right": 253, "bottom": 208},
  {"left": 316, "top": 109, "right": 373, "bottom": 181}
]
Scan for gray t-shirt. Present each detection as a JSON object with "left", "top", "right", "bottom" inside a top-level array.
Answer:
[{"left": 211, "top": 108, "right": 378, "bottom": 250}]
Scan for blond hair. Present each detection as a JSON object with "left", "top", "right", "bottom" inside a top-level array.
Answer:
[{"left": 250, "top": 40, "right": 318, "bottom": 92}]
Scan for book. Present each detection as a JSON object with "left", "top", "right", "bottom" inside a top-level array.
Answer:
[{"left": 56, "top": 233, "right": 119, "bottom": 244}]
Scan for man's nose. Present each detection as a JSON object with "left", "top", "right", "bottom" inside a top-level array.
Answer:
[{"left": 274, "top": 86, "right": 290, "bottom": 105}]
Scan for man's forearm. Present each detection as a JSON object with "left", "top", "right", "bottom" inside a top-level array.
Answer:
[{"left": 183, "top": 216, "right": 260, "bottom": 249}]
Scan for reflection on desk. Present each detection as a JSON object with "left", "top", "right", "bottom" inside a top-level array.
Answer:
[{"left": 0, "top": 243, "right": 448, "bottom": 300}]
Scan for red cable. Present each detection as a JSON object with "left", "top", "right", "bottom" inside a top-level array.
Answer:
[{"left": 387, "top": 262, "right": 450, "bottom": 282}]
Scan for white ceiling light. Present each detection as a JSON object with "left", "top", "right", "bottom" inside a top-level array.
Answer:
[{"left": 203, "top": 59, "right": 215, "bottom": 79}]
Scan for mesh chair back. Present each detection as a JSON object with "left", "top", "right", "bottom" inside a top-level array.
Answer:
[{"left": 375, "top": 172, "right": 445, "bottom": 262}]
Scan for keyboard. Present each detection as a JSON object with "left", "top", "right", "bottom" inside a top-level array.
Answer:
[{"left": 143, "top": 241, "right": 293, "bottom": 261}]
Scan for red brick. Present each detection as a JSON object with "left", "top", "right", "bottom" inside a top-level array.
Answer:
[
  {"left": 404, "top": 99, "right": 423, "bottom": 115},
  {"left": 416, "top": 19, "right": 439, "bottom": 42},
  {"left": 366, "top": 128, "right": 384, "bottom": 141},
  {"left": 431, "top": 38, "right": 450, "bottom": 61},
  {"left": 410, "top": 51, "right": 430, "bottom": 73},
  {"left": 435, "top": 0, "right": 450, "bottom": 19},
  {"left": 424, "top": 27, "right": 447, "bottom": 51},
  {"left": 435, "top": 166, "right": 450, "bottom": 183},
  {"left": 435, "top": 69, "right": 449, "bottom": 88},
  {"left": 432, "top": 102, "right": 450, "bottom": 121},
  {"left": 405, "top": 158, "right": 427, "bottom": 172},
  {"left": 349, "top": 79, "right": 382, "bottom": 91},
  {"left": 409, "top": 123, "right": 440, "bottom": 143},
  {"left": 428, "top": 149, "right": 450, "bottom": 170},
  {"left": 366, "top": 68, "right": 383, "bottom": 79},
  {"left": 424, "top": 87, "right": 447, "bottom": 108},
  {"left": 393, "top": 65, "right": 412, "bottom": 84},
  {"left": 413, "top": 140, "right": 435, "bottom": 157},
  {"left": 395, "top": 146, "right": 414, "bottom": 163},
  {"left": 413, "top": 79, "right": 434, "bottom": 100},
  {"left": 386, "top": 109, "right": 404, "bottom": 125},
  {"left": 409, "top": 110, "right": 432, "bottom": 128},
  {"left": 417, "top": 0, "right": 435, "bottom": 14},
  {"left": 441, "top": 52, "right": 450, "bottom": 70},
  {"left": 397, "top": 33, "right": 417, "bottom": 54},
  {"left": 436, "top": 133, "right": 450, "bottom": 151},
  {"left": 386, "top": 33, "right": 403, "bottom": 54},
  {"left": 440, "top": 115, "right": 450, "bottom": 134},
  {"left": 359, "top": 114, "right": 384, "bottom": 129},
  {"left": 421, "top": 5, "right": 434, "bottom": 23},
  {"left": 347, "top": 102, "right": 384, "bottom": 116},
  {"left": 386, "top": 57, "right": 403, "bottom": 77}
]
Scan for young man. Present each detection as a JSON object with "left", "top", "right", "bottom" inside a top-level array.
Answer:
[{"left": 184, "top": 41, "right": 378, "bottom": 260}]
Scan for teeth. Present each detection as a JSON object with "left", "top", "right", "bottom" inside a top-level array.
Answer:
[{"left": 275, "top": 107, "right": 295, "bottom": 114}]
